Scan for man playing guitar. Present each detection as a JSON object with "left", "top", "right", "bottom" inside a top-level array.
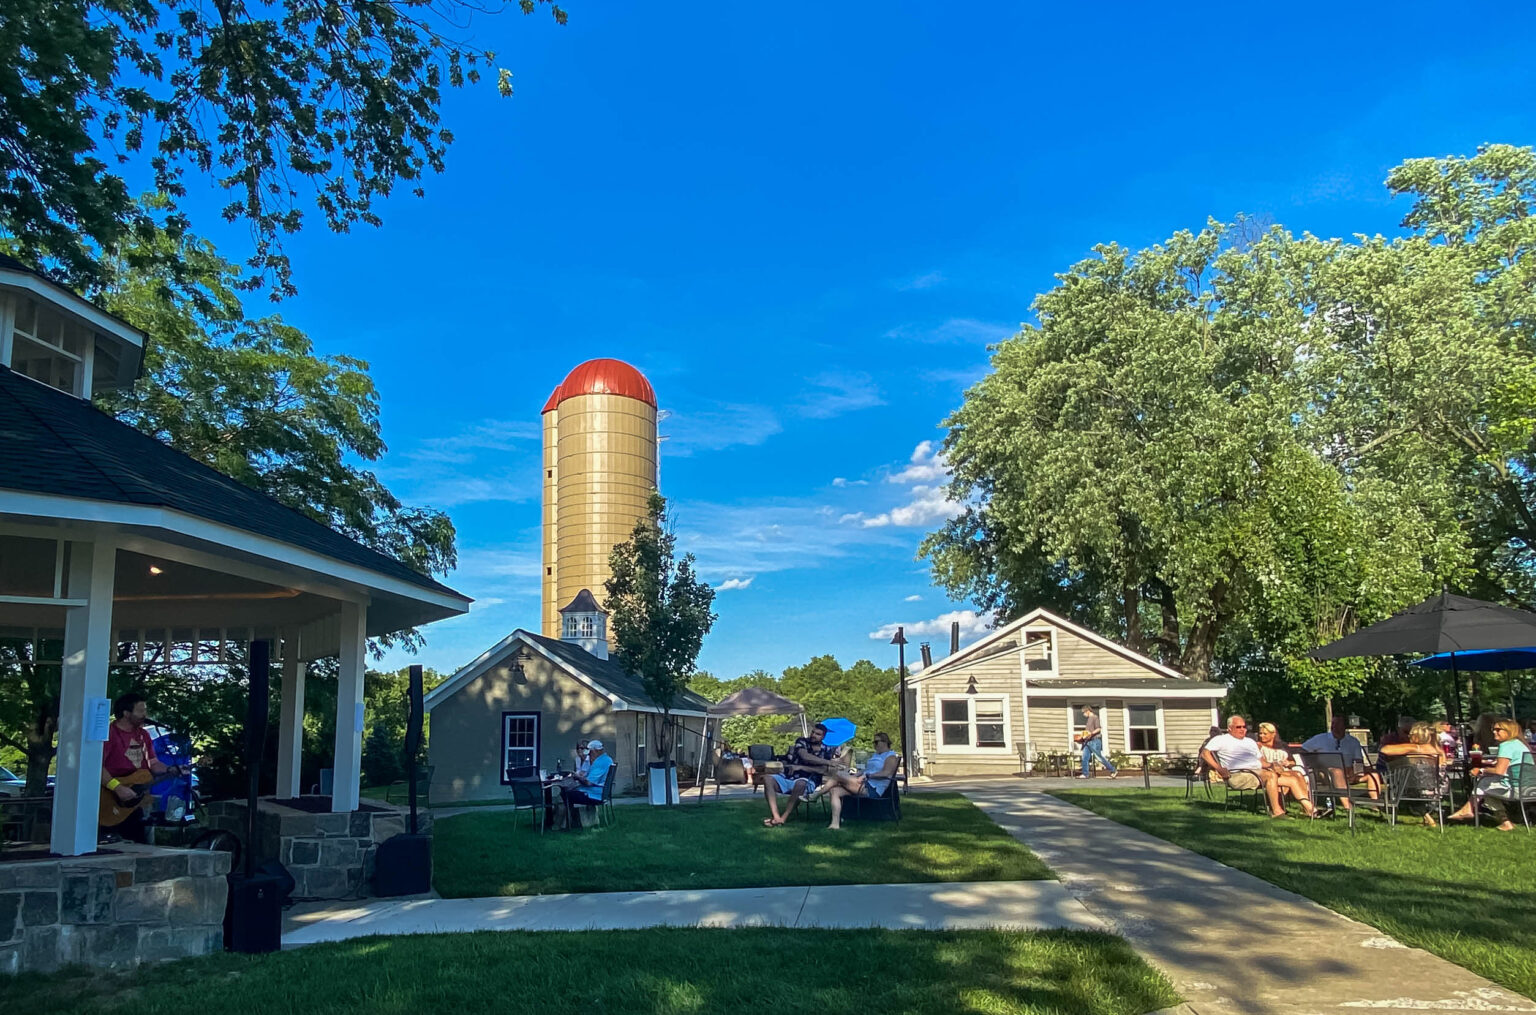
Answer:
[{"left": 100, "top": 692, "right": 186, "bottom": 843}]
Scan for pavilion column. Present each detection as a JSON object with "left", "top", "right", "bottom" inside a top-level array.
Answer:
[
  {"left": 52, "top": 540, "right": 116, "bottom": 856},
  {"left": 331, "top": 600, "right": 367, "bottom": 812},
  {"left": 276, "top": 637, "right": 306, "bottom": 799}
]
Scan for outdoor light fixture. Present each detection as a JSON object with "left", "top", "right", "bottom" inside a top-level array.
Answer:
[
  {"left": 507, "top": 652, "right": 525, "bottom": 680},
  {"left": 965, "top": 676, "right": 978, "bottom": 695},
  {"left": 147, "top": 565, "right": 163, "bottom": 575}
]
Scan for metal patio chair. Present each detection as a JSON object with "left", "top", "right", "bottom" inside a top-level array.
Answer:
[
  {"left": 1383, "top": 755, "right": 1446, "bottom": 831},
  {"left": 1301, "top": 751, "right": 1386, "bottom": 831},
  {"left": 1476, "top": 762, "right": 1536, "bottom": 831}
]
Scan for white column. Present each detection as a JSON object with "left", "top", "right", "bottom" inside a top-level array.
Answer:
[
  {"left": 52, "top": 540, "right": 116, "bottom": 856},
  {"left": 331, "top": 600, "right": 367, "bottom": 812},
  {"left": 276, "top": 636, "right": 306, "bottom": 799}
]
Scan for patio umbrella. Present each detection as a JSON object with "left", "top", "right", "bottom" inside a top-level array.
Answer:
[
  {"left": 1309, "top": 591, "right": 1536, "bottom": 661},
  {"left": 819, "top": 717, "right": 857, "bottom": 747},
  {"left": 1409, "top": 647, "right": 1536, "bottom": 671}
]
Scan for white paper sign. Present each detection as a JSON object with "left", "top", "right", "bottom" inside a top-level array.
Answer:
[
  {"left": 354, "top": 702, "right": 366, "bottom": 733},
  {"left": 87, "top": 697, "right": 112, "bottom": 741}
]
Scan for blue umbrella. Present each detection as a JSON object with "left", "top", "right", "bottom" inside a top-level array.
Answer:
[
  {"left": 819, "top": 717, "right": 857, "bottom": 747},
  {"left": 1411, "top": 648, "right": 1536, "bottom": 671}
]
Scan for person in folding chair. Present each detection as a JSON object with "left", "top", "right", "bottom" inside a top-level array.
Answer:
[
  {"left": 823, "top": 732, "right": 899, "bottom": 830},
  {"left": 763, "top": 723, "right": 835, "bottom": 827},
  {"left": 560, "top": 739, "right": 611, "bottom": 829},
  {"left": 1201, "top": 716, "right": 1286, "bottom": 817}
]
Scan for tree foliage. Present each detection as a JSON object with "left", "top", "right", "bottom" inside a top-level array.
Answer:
[
  {"left": 688, "top": 657, "right": 900, "bottom": 755},
  {"left": 1, "top": 0, "right": 567, "bottom": 296},
  {"left": 606, "top": 493, "right": 717, "bottom": 801},
  {"left": 924, "top": 146, "right": 1536, "bottom": 709}
]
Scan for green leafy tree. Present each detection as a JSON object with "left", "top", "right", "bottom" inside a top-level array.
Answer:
[
  {"left": 1, "top": 0, "right": 567, "bottom": 295},
  {"left": 606, "top": 493, "right": 717, "bottom": 804}
]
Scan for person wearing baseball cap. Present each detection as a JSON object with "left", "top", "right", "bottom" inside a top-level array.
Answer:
[{"left": 561, "top": 739, "right": 611, "bottom": 828}]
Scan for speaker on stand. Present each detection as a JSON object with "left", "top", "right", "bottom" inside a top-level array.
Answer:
[
  {"left": 224, "top": 639, "right": 286, "bottom": 953},
  {"left": 374, "top": 664, "right": 432, "bottom": 897}
]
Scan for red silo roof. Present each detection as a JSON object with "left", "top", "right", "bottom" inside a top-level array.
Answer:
[{"left": 542, "top": 358, "right": 656, "bottom": 412}]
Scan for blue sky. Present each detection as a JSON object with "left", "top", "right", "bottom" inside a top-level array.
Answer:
[{"left": 166, "top": 3, "right": 1536, "bottom": 679}]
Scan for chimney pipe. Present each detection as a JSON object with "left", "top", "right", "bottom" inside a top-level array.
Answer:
[
  {"left": 950, "top": 621, "right": 961, "bottom": 655},
  {"left": 919, "top": 643, "right": 933, "bottom": 668}
]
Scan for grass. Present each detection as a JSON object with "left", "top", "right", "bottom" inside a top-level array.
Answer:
[
  {"left": 433, "top": 792, "right": 1052, "bottom": 897},
  {"left": 1051, "top": 787, "right": 1536, "bottom": 1002},
  {"left": 6, "top": 928, "right": 1179, "bottom": 1015}
]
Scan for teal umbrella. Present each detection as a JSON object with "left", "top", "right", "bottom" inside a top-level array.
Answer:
[{"left": 820, "top": 717, "right": 857, "bottom": 747}]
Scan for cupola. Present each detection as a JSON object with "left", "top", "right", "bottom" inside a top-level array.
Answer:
[
  {"left": 559, "top": 588, "right": 609, "bottom": 660},
  {"left": 0, "top": 255, "right": 145, "bottom": 399}
]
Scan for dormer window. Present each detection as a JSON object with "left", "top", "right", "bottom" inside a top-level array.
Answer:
[{"left": 9, "top": 297, "right": 88, "bottom": 396}]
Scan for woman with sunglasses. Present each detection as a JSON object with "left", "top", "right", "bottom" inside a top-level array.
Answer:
[
  {"left": 1254, "top": 722, "right": 1316, "bottom": 818},
  {"left": 826, "top": 733, "right": 900, "bottom": 830}
]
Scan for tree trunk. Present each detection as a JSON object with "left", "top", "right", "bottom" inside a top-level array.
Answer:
[
  {"left": 661, "top": 708, "right": 675, "bottom": 806},
  {"left": 23, "top": 693, "right": 58, "bottom": 798},
  {"left": 1323, "top": 696, "right": 1334, "bottom": 728},
  {"left": 1122, "top": 582, "right": 1143, "bottom": 654}
]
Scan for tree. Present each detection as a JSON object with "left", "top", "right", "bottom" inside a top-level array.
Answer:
[
  {"left": 606, "top": 493, "right": 716, "bottom": 804},
  {"left": 1, "top": 0, "right": 567, "bottom": 296}
]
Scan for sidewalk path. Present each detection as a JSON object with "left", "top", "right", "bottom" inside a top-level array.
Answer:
[
  {"left": 958, "top": 785, "right": 1535, "bottom": 1015},
  {"left": 282, "top": 880, "right": 1099, "bottom": 946}
]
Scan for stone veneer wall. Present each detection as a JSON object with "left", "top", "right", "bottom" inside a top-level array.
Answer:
[
  {"left": 201, "top": 796, "right": 430, "bottom": 899},
  {"left": 0, "top": 845, "right": 231, "bottom": 974}
]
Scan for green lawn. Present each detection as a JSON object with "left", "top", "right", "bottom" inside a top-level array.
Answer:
[
  {"left": 434, "top": 792, "right": 1052, "bottom": 897},
  {"left": 11, "top": 928, "right": 1179, "bottom": 1015},
  {"left": 1051, "top": 787, "right": 1536, "bottom": 1001}
]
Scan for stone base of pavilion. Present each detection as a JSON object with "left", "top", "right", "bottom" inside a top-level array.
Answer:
[
  {"left": 0, "top": 843, "right": 230, "bottom": 974},
  {"left": 201, "top": 796, "right": 431, "bottom": 901}
]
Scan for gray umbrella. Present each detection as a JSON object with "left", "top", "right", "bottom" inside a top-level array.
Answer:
[{"left": 1310, "top": 591, "right": 1536, "bottom": 660}]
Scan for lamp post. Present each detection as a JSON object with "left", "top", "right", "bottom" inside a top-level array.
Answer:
[{"left": 891, "top": 627, "right": 909, "bottom": 783}]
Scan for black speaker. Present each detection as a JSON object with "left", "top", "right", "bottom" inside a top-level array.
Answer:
[
  {"left": 404, "top": 665, "right": 424, "bottom": 759},
  {"left": 224, "top": 871, "right": 284, "bottom": 953},
  {"left": 373, "top": 833, "right": 432, "bottom": 897},
  {"left": 247, "top": 640, "right": 271, "bottom": 766}
]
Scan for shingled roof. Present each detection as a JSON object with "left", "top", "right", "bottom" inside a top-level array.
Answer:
[
  {"left": 0, "top": 364, "right": 465, "bottom": 599},
  {"left": 523, "top": 632, "right": 713, "bottom": 713}
]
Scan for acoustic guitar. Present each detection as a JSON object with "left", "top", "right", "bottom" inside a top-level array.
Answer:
[{"left": 99, "top": 768, "right": 183, "bottom": 827}]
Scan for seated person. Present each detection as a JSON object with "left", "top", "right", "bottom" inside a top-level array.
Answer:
[
  {"left": 1301, "top": 715, "right": 1381, "bottom": 802},
  {"left": 1254, "top": 722, "right": 1316, "bottom": 818},
  {"left": 827, "top": 733, "right": 899, "bottom": 830},
  {"left": 1378, "top": 720, "right": 1447, "bottom": 826},
  {"left": 1448, "top": 718, "right": 1532, "bottom": 831},
  {"left": 1378, "top": 716, "right": 1415, "bottom": 748},
  {"left": 1201, "top": 716, "right": 1288, "bottom": 818},
  {"left": 559, "top": 739, "right": 611, "bottom": 828},
  {"left": 763, "top": 723, "right": 835, "bottom": 827}
]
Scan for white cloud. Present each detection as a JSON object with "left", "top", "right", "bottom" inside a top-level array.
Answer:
[
  {"left": 662, "top": 403, "right": 782, "bottom": 454},
  {"left": 859, "top": 485, "right": 957, "bottom": 528},
  {"left": 885, "top": 318, "right": 1016, "bottom": 345},
  {"left": 831, "top": 477, "right": 868, "bottom": 488},
  {"left": 868, "top": 609, "right": 998, "bottom": 643},
  {"left": 405, "top": 420, "right": 541, "bottom": 465},
  {"left": 903, "top": 594, "right": 922, "bottom": 602},
  {"left": 716, "top": 577, "right": 754, "bottom": 591},
  {"left": 673, "top": 498, "right": 902, "bottom": 579},
  {"left": 896, "top": 270, "right": 946, "bottom": 291},
  {"left": 469, "top": 596, "right": 507, "bottom": 611},
  {"left": 888, "top": 441, "right": 948, "bottom": 484},
  {"left": 795, "top": 372, "right": 885, "bottom": 419},
  {"left": 383, "top": 419, "right": 542, "bottom": 507}
]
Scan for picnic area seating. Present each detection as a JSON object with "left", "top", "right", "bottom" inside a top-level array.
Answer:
[
  {"left": 1384, "top": 755, "right": 1447, "bottom": 830},
  {"left": 508, "top": 777, "right": 549, "bottom": 833},
  {"left": 1301, "top": 750, "right": 1387, "bottom": 831},
  {"left": 1475, "top": 762, "right": 1536, "bottom": 831}
]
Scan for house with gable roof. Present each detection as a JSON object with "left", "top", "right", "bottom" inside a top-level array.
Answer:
[{"left": 905, "top": 607, "right": 1226, "bottom": 777}]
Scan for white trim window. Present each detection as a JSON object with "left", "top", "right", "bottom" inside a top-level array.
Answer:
[
  {"left": 1124, "top": 703, "right": 1162, "bottom": 752},
  {"left": 502, "top": 711, "right": 540, "bottom": 779},
  {"left": 937, "top": 696, "right": 1011, "bottom": 752}
]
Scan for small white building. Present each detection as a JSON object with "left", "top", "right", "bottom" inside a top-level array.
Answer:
[{"left": 906, "top": 607, "right": 1226, "bottom": 777}]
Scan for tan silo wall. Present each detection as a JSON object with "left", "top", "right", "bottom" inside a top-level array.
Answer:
[
  {"left": 552, "top": 392, "right": 658, "bottom": 625},
  {"left": 541, "top": 409, "right": 561, "bottom": 637}
]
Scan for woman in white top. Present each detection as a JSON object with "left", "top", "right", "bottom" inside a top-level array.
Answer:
[
  {"left": 826, "top": 733, "right": 900, "bottom": 830},
  {"left": 1255, "top": 723, "right": 1316, "bottom": 818}
]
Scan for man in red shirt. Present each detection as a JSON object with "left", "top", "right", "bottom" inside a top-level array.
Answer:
[{"left": 101, "top": 692, "right": 184, "bottom": 842}]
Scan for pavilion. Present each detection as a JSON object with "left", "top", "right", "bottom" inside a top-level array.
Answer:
[{"left": 0, "top": 254, "right": 471, "bottom": 863}]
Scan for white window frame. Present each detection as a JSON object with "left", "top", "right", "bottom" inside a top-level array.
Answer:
[
  {"left": 1021, "top": 627, "right": 1056, "bottom": 676},
  {"left": 1122, "top": 701, "right": 1165, "bottom": 754},
  {"left": 501, "top": 711, "right": 541, "bottom": 781},
  {"left": 935, "top": 695, "right": 1013, "bottom": 753}
]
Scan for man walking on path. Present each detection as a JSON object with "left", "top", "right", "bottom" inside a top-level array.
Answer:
[{"left": 1076, "top": 705, "right": 1117, "bottom": 779}]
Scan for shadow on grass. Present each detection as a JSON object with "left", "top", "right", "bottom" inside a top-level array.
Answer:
[
  {"left": 6, "top": 928, "right": 1179, "bottom": 1015},
  {"left": 1049, "top": 788, "right": 1536, "bottom": 1003},
  {"left": 434, "top": 792, "right": 1052, "bottom": 897}
]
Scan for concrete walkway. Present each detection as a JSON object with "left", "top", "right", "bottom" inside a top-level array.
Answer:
[
  {"left": 282, "top": 880, "right": 1100, "bottom": 946},
  {"left": 958, "top": 785, "right": 1535, "bottom": 1015}
]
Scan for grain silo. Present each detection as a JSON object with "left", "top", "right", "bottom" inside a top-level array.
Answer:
[{"left": 540, "top": 359, "right": 659, "bottom": 637}]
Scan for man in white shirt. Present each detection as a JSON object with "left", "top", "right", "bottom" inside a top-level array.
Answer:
[
  {"left": 1300, "top": 715, "right": 1381, "bottom": 802},
  {"left": 1200, "top": 716, "right": 1285, "bottom": 816}
]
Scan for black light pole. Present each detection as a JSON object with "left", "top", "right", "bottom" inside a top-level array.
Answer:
[{"left": 891, "top": 627, "right": 909, "bottom": 783}]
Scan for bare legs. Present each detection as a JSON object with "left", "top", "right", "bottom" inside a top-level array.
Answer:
[
  {"left": 828, "top": 785, "right": 850, "bottom": 829},
  {"left": 1265, "top": 769, "right": 1316, "bottom": 816},
  {"left": 763, "top": 778, "right": 806, "bottom": 826}
]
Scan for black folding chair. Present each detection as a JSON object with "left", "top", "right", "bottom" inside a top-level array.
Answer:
[
  {"left": 508, "top": 778, "right": 547, "bottom": 833},
  {"left": 1384, "top": 755, "right": 1446, "bottom": 830},
  {"left": 1302, "top": 751, "right": 1386, "bottom": 831}
]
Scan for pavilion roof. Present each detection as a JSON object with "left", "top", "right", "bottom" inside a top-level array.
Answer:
[{"left": 0, "top": 364, "right": 466, "bottom": 600}]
